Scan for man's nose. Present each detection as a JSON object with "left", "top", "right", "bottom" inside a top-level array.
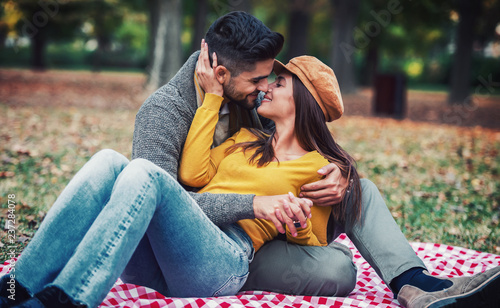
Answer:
[{"left": 257, "top": 79, "right": 269, "bottom": 93}]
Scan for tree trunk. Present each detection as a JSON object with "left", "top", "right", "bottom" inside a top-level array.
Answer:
[
  {"left": 92, "top": 36, "right": 111, "bottom": 72},
  {"left": 448, "top": 0, "right": 481, "bottom": 104},
  {"left": 146, "top": 0, "right": 182, "bottom": 91},
  {"left": 0, "top": 23, "right": 8, "bottom": 49},
  {"left": 31, "top": 32, "right": 46, "bottom": 70},
  {"left": 190, "top": 0, "right": 208, "bottom": 55},
  {"left": 285, "top": 0, "right": 310, "bottom": 60},
  {"left": 362, "top": 42, "right": 378, "bottom": 86},
  {"left": 330, "top": 0, "right": 360, "bottom": 94}
]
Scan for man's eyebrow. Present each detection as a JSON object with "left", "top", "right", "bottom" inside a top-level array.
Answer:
[
  {"left": 250, "top": 67, "right": 274, "bottom": 82},
  {"left": 250, "top": 75, "right": 269, "bottom": 81}
]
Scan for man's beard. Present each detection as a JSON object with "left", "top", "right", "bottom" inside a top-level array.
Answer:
[{"left": 224, "top": 80, "right": 259, "bottom": 110}]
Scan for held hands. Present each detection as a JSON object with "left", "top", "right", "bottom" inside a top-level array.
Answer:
[
  {"left": 253, "top": 192, "right": 313, "bottom": 237},
  {"left": 196, "top": 39, "right": 223, "bottom": 97},
  {"left": 299, "top": 163, "right": 348, "bottom": 206}
]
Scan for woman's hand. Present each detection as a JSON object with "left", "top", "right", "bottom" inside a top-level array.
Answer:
[
  {"left": 299, "top": 163, "right": 348, "bottom": 206},
  {"left": 253, "top": 193, "right": 313, "bottom": 237},
  {"left": 196, "top": 39, "right": 223, "bottom": 97}
]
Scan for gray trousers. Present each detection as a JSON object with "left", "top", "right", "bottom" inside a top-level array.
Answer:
[{"left": 241, "top": 179, "right": 426, "bottom": 296}]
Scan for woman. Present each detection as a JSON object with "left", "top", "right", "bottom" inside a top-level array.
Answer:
[
  {"left": 0, "top": 53, "right": 359, "bottom": 308},
  {"left": 178, "top": 51, "right": 361, "bottom": 253}
]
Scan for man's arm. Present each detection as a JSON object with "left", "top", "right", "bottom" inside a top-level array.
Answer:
[
  {"left": 299, "top": 163, "right": 348, "bottom": 206},
  {"left": 132, "top": 88, "right": 255, "bottom": 226}
]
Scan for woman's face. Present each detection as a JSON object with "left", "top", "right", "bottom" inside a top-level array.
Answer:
[{"left": 257, "top": 72, "right": 295, "bottom": 122}]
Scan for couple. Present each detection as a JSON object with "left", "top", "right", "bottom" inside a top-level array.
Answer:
[{"left": 1, "top": 11, "right": 499, "bottom": 308}]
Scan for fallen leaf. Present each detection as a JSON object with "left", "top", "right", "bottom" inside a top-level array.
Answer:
[{"left": 0, "top": 171, "right": 15, "bottom": 178}]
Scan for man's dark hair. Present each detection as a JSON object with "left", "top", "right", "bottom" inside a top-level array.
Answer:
[{"left": 205, "top": 11, "right": 284, "bottom": 76}]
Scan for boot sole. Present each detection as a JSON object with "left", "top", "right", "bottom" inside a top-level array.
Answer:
[{"left": 427, "top": 269, "right": 500, "bottom": 308}]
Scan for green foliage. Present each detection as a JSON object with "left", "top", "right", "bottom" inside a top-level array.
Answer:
[{"left": 115, "top": 16, "right": 148, "bottom": 53}]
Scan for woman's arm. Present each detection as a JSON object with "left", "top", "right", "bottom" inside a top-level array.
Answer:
[
  {"left": 178, "top": 93, "right": 230, "bottom": 187},
  {"left": 286, "top": 220, "right": 322, "bottom": 246},
  {"left": 178, "top": 39, "right": 232, "bottom": 187}
]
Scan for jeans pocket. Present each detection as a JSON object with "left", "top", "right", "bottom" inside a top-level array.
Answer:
[{"left": 213, "top": 271, "right": 249, "bottom": 297}]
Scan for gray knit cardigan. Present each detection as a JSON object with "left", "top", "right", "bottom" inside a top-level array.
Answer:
[{"left": 132, "top": 51, "right": 255, "bottom": 226}]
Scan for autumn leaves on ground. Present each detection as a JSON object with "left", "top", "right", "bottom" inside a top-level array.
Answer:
[{"left": 1, "top": 68, "right": 499, "bottom": 262}]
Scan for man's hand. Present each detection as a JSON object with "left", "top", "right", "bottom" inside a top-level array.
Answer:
[
  {"left": 253, "top": 193, "right": 312, "bottom": 237},
  {"left": 299, "top": 163, "right": 348, "bottom": 206},
  {"left": 196, "top": 39, "right": 223, "bottom": 97}
]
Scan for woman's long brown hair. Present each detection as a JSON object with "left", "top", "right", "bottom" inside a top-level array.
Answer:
[{"left": 226, "top": 75, "right": 362, "bottom": 224}]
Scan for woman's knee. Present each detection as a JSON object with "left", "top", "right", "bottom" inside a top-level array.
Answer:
[
  {"left": 244, "top": 242, "right": 357, "bottom": 297},
  {"left": 311, "top": 244, "right": 357, "bottom": 296}
]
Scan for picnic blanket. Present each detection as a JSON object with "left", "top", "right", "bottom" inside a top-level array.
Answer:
[{"left": 2, "top": 234, "right": 499, "bottom": 308}]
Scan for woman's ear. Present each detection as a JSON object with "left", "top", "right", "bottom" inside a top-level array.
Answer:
[{"left": 214, "top": 66, "right": 229, "bottom": 85}]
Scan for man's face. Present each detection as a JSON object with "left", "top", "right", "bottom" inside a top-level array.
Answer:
[{"left": 223, "top": 59, "right": 274, "bottom": 110}]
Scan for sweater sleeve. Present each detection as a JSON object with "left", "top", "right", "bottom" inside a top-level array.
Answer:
[
  {"left": 179, "top": 93, "right": 231, "bottom": 187},
  {"left": 132, "top": 86, "right": 255, "bottom": 226},
  {"left": 286, "top": 219, "right": 324, "bottom": 246}
]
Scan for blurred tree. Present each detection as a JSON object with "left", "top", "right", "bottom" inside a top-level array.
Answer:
[
  {"left": 448, "top": 0, "right": 500, "bottom": 104},
  {"left": 14, "top": 0, "right": 86, "bottom": 70},
  {"left": 285, "top": 0, "right": 311, "bottom": 60},
  {"left": 0, "top": 1, "right": 8, "bottom": 48},
  {"left": 146, "top": 0, "right": 182, "bottom": 90},
  {"left": 189, "top": 0, "right": 208, "bottom": 55},
  {"left": 88, "top": 0, "right": 124, "bottom": 71},
  {"left": 330, "top": 0, "right": 360, "bottom": 93},
  {"left": 448, "top": 0, "right": 482, "bottom": 104}
]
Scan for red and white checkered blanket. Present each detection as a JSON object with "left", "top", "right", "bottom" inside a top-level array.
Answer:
[{"left": 2, "top": 234, "right": 499, "bottom": 307}]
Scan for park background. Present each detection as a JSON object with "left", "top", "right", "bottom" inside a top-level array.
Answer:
[{"left": 0, "top": 0, "right": 499, "bottom": 262}]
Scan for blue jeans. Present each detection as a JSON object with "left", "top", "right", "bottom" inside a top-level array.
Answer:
[{"left": 13, "top": 149, "right": 254, "bottom": 308}]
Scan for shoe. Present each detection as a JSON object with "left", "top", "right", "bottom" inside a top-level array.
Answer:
[
  {"left": 10, "top": 298, "right": 45, "bottom": 308},
  {"left": 0, "top": 276, "right": 31, "bottom": 308},
  {"left": 0, "top": 296, "right": 16, "bottom": 308},
  {"left": 397, "top": 266, "right": 500, "bottom": 308}
]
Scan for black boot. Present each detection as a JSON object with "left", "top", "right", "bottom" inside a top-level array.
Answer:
[
  {"left": 11, "top": 286, "right": 86, "bottom": 308},
  {"left": 0, "top": 275, "right": 31, "bottom": 308}
]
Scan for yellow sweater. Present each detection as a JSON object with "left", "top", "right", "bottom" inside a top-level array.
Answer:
[{"left": 179, "top": 94, "right": 332, "bottom": 251}]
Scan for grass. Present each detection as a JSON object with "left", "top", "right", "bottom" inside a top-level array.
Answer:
[
  {"left": 1, "top": 104, "right": 499, "bottom": 263},
  {"left": 331, "top": 117, "right": 500, "bottom": 254}
]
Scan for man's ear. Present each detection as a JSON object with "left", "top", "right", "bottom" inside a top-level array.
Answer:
[{"left": 214, "top": 66, "right": 229, "bottom": 85}]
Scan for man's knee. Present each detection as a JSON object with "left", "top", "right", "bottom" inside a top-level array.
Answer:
[{"left": 359, "top": 178, "right": 387, "bottom": 212}]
